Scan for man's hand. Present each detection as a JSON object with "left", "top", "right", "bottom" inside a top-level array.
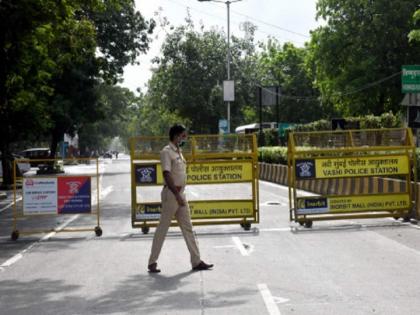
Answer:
[
  {"left": 175, "top": 193, "right": 186, "bottom": 207},
  {"left": 163, "top": 170, "right": 186, "bottom": 206}
]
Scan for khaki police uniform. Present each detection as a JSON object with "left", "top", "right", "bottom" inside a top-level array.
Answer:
[{"left": 148, "top": 142, "right": 201, "bottom": 267}]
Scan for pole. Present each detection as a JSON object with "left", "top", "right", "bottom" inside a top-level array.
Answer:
[
  {"left": 227, "top": 1, "right": 231, "bottom": 133},
  {"left": 259, "top": 87, "right": 263, "bottom": 145}
]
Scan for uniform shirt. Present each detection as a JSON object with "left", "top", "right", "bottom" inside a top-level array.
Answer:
[{"left": 160, "top": 142, "right": 187, "bottom": 187}]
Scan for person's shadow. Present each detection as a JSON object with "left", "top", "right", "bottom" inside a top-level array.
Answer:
[{"left": 148, "top": 271, "right": 194, "bottom": 291}]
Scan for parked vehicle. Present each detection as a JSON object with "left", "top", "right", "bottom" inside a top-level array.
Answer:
[
  {"left": 102, "top": 151, "right": 113, "bottom": 159},
  {"left": 19, "top": 148, "right": 50, "bottom": 166}
]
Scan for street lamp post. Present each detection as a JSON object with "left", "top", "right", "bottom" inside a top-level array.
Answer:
[{"left": 198, "top": 0, "right": 242, "bottom": 133}]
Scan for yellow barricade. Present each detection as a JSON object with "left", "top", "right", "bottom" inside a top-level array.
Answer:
[
  {"left": 288, "top": 128, "right": 417, "bottom": 228},
  {"left": 130, "top": 134, "right": 259, "bottom": 234},
  {"left": 11, "top": 158, "right": 103, "bottom": 240}
]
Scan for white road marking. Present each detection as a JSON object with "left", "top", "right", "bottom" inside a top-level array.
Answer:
[
  {"left": 232, "top": 236, "right": 249, "bottom": 256},
  {"left": 100, "top": 185, "right": 114, "bottom": 199},
  {"left": 1, "top": 214, "right": 80, "bottom": 268},
  {"left": 0, "top": 197, "right": 22, "bottom": 213},
  {"left": 259, "top": 228, "right": 291, "bottom": 232},
  {"left": 1, "top": 253, "right": 24, "bottom": 267},
  {"left": 258, "top": 283, "right": 282, "bottom": 315},
  {"left": 273, "top": 296, "right": 290, "bottom": 304},
  {"left": 40, "top": 214, "right": 80, "bottom": 241},
  {"left": 213, "top": 245, "right": 236, "bottom": 249},
  {"left": 92, "top": 185, "right": 113, "bottom": 205}
]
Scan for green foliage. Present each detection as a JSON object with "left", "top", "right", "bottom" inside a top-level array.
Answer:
[
  {"left": 0, "top": 0, "right": 154, "bottom": 185},
  {"left": 291, "top": 112, "right": 401, "bottom": 132},
  {"left": 259, "top": 41, "right": 327, "bottom": 123},
  {"left": 78, "top": 85, "right": 138, "bottom": 153},
  {"left": 311, "top": 0, "right": 420, "bottom": 115},
  {"left": 263, "top": 129, "right": 279, "bottom": 146},
  {"left": 258, "top": 146, "right": 288, "bottom": 164},
  {"left": 408, "top": 9, "right": 420, "bottom": 42},
  {"left": 146, "top": 19, "right": 262, "bottom": 134}
]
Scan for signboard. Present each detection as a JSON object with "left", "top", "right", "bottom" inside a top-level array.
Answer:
[
  {"left": 297, "top": 193, "right": 410, "bottom": 215},
  {"left": 136, "top": 203, "right": 161, "bottom": 220},
  {"left": 223, "top": 80, "right": 235, "bottom": 101},
  {"left": 218, "top": 119, "right": 228, "bottom": 134},
  {"left": 135, "top": 161, "right": 253, "bottom": 185},
  {"left": 295, "top": 155, "right": 409, "bottom": 179},
  {"left": 23, "top": 176, "right": 92, "bottom": 214},
  {"left": 402, "top": 65, "right": 420, "bottom": 93},
  {"left": 135, "top": 200, "right": 254, "bottom": 220},
  {"left": 58, "top": 176, "right": 91, "bottom": 214},
  {"left": 23, "top": 178, "right": 57, "bottom": 214},
  {"left": 401, "top": 93, "right": 420, "bottom": 106},
  {"left": 135, "top": 164, "right": 163, "bottom": 185},
  {"left": 190, "top": 200, "right": 253, "bottom": 218},
  {"left": 296, "top": 197, "right": 328, "bottom": 215},
  {"left": 187, "top": 161, "right": 253, "bottom": 184}
]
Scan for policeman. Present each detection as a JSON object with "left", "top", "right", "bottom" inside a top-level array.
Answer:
[{"left": 148, "top": 124, "right": 213, "bottom": 273}]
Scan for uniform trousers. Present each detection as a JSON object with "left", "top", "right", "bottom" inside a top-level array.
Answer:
[{"left": 148, "top": 186, "right": 201, "bottom": 267}]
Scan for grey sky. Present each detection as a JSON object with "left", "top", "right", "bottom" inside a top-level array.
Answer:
[{"left": 121, "top": 0, "right": 321, "bottom": 93}]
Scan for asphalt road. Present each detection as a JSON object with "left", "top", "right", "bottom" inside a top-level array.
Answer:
[{"left": 1, "top": 156, "right": 420, "bottom": 315}]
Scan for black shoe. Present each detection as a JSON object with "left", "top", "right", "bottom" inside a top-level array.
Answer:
[
  {"left": 148, "top": 262, "right": 161, "bottom": 273},
  {"left": 192, "top": 261, "right": 214, "bottom": 271}
]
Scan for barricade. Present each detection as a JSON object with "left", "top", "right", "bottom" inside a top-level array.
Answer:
[
  {"left": 11, "top": 158, "right": 102, "bottom": 240},
  {"left": 130, "top": 134, "right": 259, "bottom": 234},
  {"left": 288, "top": 128, "right": 417, "bottom": 228}
]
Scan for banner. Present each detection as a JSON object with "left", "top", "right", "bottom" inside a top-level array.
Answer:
[
  {"left": 189, "top": 200, "right": 254, "bottom": 218},
  {"left": 23, "top": 178, "right": 57, "bottom": 214},
  {"left": 135, "top": 200, "right": 254, "bottom": 220},
  {"left": 187, "top": 161, "right": 253, "bottom": 184},
  {"left": 297, "top": 193, "right": 410, "bottom": 215},
  {"left": 58, "top": 176, "right": 91, "bottom": 213},
  {"left": 296, "top": 155, "right": 409, "bottom": 179},
  {"left": 23, "top": 176, "right": 92, "bottom": 215},
  {"left": 134, "top": 161, "right": 253, "bottom": 185}
]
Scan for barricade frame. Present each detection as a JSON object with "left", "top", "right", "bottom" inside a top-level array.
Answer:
[
  {"left": 11, "top": 158, "right": 102, "bottom": 240},
  {"left": 130, "top": 134, "right": 259, "bottom": 234},
  {"left": 287, "top": 128, "right": 418, "bottom": 227}
]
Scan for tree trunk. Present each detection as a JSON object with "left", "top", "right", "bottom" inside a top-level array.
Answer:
[
  {"left": 49, "top": 128, "right": 61, "bottom": 159},
  {"left": 1, "top": 144, "right": 13, "bottom": 188}
]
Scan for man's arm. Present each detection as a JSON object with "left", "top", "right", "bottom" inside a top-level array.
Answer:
[{"left": 163, "top": 171, "right": 185, "bottom": 206}]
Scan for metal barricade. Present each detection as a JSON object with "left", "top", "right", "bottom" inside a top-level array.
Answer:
[
  {"left": 130, "top": 134, "right": 259, "bottom": 234},
  {"left": 11, "top": 158, "right": 102, "bottom": 240},
  {"left": 288, "top": 128, "right": 417, "bottom": 227}
]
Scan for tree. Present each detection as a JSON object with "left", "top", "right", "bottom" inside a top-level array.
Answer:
[
  {"left": 0, "top": 0, "right": 154, "bottom": 186},
  {"left": 146, "top": 17, "right": 262, "bottom": 134},
  {"left": 45, "top": 0, "right": 155, "bottom": 158},
  {"left": 259, "top": 40, "right": 326, "bottom": 123},
  {"left": 408, "top": 9, "right": 420, "bottom": 43},
  {"left": 0, "top": 0, "right": 67, "bottom": 187},
  {"left": 78, "top": 84, "right": 139, "bottom": 154},
  {"left": 310, "top": 0, "right": 420, "bottom": 116}
]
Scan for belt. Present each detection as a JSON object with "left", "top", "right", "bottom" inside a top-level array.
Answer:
[{"left": 164, "top": 185, "right": 183, "bottom": 192}]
